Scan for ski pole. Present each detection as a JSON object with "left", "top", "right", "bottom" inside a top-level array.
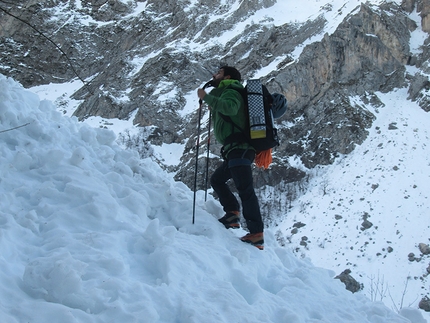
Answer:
[
  {"left": 204, "top": 111, "right": 211, "bottom": 202},
  {"left": 192, "top": 80, "right": 213, "bottom": 224},
  {"left": 192, "top": 99, "right": 203, "bottom": 224}
]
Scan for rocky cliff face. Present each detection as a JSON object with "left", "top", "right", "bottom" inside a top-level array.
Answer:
[
  {"left": 176, "top": 0, "right": 430, "bottom": 191},
  {"left": 265, "top": 2, "right": 415, "bottom": 168},
  {"left": 1, "top": 0, "right": 429, "bottom": 196},
  {"left": 407, "top": 0, "right": 430, "bottom": 111}
]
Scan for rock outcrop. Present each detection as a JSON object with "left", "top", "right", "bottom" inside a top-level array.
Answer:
[{"left": 1, "top": 0, "right": 429, "bottom": 193}]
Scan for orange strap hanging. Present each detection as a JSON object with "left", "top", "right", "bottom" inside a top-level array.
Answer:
[{"left": 254, "top": 149, "right": 272, "bottom": 169}]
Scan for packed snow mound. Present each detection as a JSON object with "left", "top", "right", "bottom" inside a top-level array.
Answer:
[{"left": 0, "top": 74, "right": 413, "bottom": 322}]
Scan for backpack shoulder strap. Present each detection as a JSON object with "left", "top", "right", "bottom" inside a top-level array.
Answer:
[{"left": 219, "top": 113, "right": 249, "bottom": 145}]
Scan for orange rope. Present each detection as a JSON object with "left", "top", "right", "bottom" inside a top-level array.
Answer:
[{"left": 254, "top": 149, "right": 272, "bottom": 169}]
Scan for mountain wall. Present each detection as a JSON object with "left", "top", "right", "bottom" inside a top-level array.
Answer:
[{"left": 1, "top": 0, "right": 429, "bottom": 204}]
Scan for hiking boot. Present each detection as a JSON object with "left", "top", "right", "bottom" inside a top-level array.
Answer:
[
  {"left": 218, "top": 211, "right": 240, "bottom": 229},
  {"left": 240, "top": 232, "right": 264, "bottom": 250}
]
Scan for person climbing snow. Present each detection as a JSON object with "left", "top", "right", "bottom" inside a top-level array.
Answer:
[{"left": 197, "top": 66, "right": 265, "bottom": 250}]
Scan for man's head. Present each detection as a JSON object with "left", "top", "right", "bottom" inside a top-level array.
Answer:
[
  {"left": 211, "top": 66, "right": 241, "bottom": 87},
  {"left": 219, "top": 66, "right": 241, "bottom": 81}
]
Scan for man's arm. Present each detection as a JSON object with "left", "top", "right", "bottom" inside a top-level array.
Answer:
[{"left": 202, "top": 89, "right": 242, "bottom": 116}]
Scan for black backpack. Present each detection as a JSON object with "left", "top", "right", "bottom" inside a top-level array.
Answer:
[{"left": 221, "top": 79, "right": 279, "bottom": 152}]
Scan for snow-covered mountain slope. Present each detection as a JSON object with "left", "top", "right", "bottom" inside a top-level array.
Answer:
[
  {"left": 1, "top": 75, "right": 420, "bottom": 322},
  {"left": 278, "top": 88, "right": 430, "bottom": 319},
  {"left": 2, "top": 0, "right": 430, "bottom": 321}
]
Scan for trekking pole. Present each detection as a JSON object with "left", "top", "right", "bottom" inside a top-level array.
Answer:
[
  {"left": 192, "top": 80, "right": 213, "bottom": 224},
  {"left": 204, "top": 111, "right": 212, "bottom": 201},
  {"left": 192, "top": 99, "right": 203, "bottom": 224}
]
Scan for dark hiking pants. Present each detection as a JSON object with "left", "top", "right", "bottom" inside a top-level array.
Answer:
[{"left": 210, "top": 149, "right": 264, "bottom": 234}]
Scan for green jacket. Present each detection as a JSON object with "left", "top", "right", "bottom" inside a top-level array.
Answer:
[{"left": 202, "top": 79, "right": 254, "bottom": 158}]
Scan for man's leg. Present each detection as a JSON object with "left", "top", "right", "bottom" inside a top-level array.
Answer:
[
  {"left": 210, "top": 161, "right": 240, "bottom": 213},
  {"left": 229, "top": 164, "right": 264, "bottom": 234}
]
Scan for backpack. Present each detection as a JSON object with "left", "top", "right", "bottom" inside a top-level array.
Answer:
[
  {"left": 221, "top": 79, "right": 281, "bottom": 168},
  {"left": 243, "top": 79, "right": 279, "bottom": 151}
]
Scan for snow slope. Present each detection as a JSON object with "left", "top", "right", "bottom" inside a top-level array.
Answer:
[
  {"left": 0, "top": 75, "right": 421, "bottom": 322},
  {"left": 8, "top": 0, "right": 430, "bottom": 323},
  {"left": 281, "top": 88, "right": 430, "bottom": 321}
]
